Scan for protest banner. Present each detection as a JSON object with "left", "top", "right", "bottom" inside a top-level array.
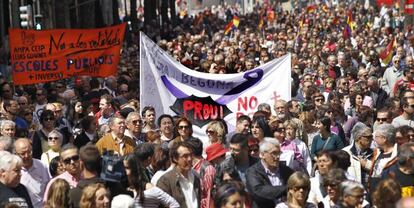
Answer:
[
  {"left": 9, "top": 23, "right": 126, "bottom": 85},
  {"left": 140, "top": 33, "right": 291, "bottom": 142}
]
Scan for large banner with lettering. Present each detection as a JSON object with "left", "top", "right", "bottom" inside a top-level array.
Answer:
[
  {"left": 9, "top": 23, "right": 126, "bottom": 85},
  {"left": 140, "top": 33, "right": 291, "bottom": 141}
]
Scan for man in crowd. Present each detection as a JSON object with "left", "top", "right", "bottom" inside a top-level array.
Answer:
[
  {"left": 382, "top": 55, "right": 403, "bottom": 96},
  {"left": 246, "top": 138, "right": 294, "bottom": 208},
  {"left": 157, "top": 141, "right": 201, "bottom": 208},
  {"left": 96, "top": 116, "right": 136, "bottom": 156},
  {"left": 43, "top": 144, "right": 82, "bottom": 201},
  {"left": 141, "top": 106, "right": 157, "bottom": 133},
  {"left": 225, "top": 115, "right": 251, "bottom": 145},
  {"left": 392, "top": 97, "right": 414, "bottom": 128},
  {"left": 124, "top": 112, "right": 146, "bottom": 145},
  {"left": 14, "top": 138, "right": 50, "bottom": 208},
  {"left": 0, "top": 151, "right": 33, "bottom": 208}
]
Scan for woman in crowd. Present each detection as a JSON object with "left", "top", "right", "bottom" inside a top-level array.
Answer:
[
  {"left": 123, "top": 153, "right": 179, "bottom": 208},
  {"left": 32, "top": 110, "right": 59, "bottom": 159},
  {"left": 322, "top": 169, "right": 347, "bottom": 207},
  {"left": 205, "top": 120, "right": 226, "bottom": 145},
  {"left": 41, "top": 130, "right": 63, "bottom": 166},
  {"left": 345, "top": 91, "right": 366, "bottom": 118},
  {"left": 48, "top": 156, "right": 65, "bottom": 177},
  {"left": 276, "top": 172, "right": 316, "bottom": 208},
  {"left": 170, "top": 117, "right": 195, "bottom": 146},
  {"left": 250, "top": 116, "right": 272, "bottom": 143},
  {"left": 272, "top": 119, "right": 304, "bottom": 171},
  {"left": 371, "top": 178, "right": 402, "bottom": 208},
  {"left": 74, "top": 116, "right": 99, "bottom": 149},
  {"left": 44, "top": 178, "right": 71, "bottom": 208},
  {"left": 284, "top": 120, "right": 312, "bottom": 174},
  {"left": 308, "top": 151, "right": 338, "bottom": 205},
  {"left": 80, "top": 183, "right": 111, "bottom": 208},
  {"left": 214, "top": 182, "right": 247, "bottom": 208},
  {"left": 311, "top": 116, "right": 344, "bottom": 160}
]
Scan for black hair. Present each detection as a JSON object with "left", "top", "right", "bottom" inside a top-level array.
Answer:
[
  {"left": 157, "top": 114, "right": 173, "bottom": 127},
  {"left": 229, "top": 133, "right": 248, "bottom": 149},
  {"left": 186, "top": 138, "right": 203, "bottom": 157},
  {"left": 251, "top": 116, "right": 272, "bottom": 137},
  {"left": 80, "top": 116, "right": 96, "bottom": 132},
  {"left": 39, "top": 110, "right": 55, "bottom": 125},
  {"left": 169, "top": 141, "right": 193, "bottom": 164},
  {"left": 333, "top": 150, "right": 351, "bottom": 171},
  {"left": 141, "top": 106, "right": 155, "bottom": 117},
  {"left": 134, "top": 143, "right": 155, "bottom": 162},
  {"left": 214, "top": 182, "right": 246, "bottom": 208},
  {"left": 124, "top": 153, "right": 145, "bottom": 203},
  {"left": 49, "top": 156, "right": 61, "bottom": 177},
  {"left": 318, "top": 116, "right": 332, "bottom": 133}
]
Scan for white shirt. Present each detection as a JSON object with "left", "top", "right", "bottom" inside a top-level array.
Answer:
[
  {"left": 178, "top": 171, "right": 198, "bottom": 208},
  {"left": 20, "top": 159, "right": 51, "bottom": 208}
]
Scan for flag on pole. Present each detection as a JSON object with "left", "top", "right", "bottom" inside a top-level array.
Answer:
[
  {"left": 224, "top": 16, "right": 240, "bottom": 35},
  {"left": 343, "top": 10, "right": 355, "bottom": 39},
  {"left": 306, "top": 5, "right": 317, "bottom": 13},
  {"left": 379, "top": 38, "right": 396, "bottom": 66}
]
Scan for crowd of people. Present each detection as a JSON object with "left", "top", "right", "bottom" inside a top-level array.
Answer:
[{"left": 1, "top": 0, "right": 414, "bottom": 208}]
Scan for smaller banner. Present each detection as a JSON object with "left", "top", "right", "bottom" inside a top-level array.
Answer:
[{"left": 9, "top": 23, "right": 126, "bottom": 85}]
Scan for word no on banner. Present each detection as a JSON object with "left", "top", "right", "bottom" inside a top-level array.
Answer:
[{"left": 9, "top": 23, "right": 126, "bottom": 85}]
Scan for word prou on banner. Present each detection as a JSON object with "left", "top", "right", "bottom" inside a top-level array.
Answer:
[{"left": 9, "top": 23, "right": 126, "bottom": 85}]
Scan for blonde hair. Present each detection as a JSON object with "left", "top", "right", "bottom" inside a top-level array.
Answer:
[
  {"left": 287, "top": 172, "right": 310, "bottom": 203},
  {"left": 206, "top": 120, "right": 226, "bottom": 143},
  {"left": 80, "top": 183, "right": 107, "bottom": 208},
  {"left": 45, "top": 179, "right": 70, "bottom": 208}
]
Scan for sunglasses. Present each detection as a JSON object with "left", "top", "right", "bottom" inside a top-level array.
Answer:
[
  {"left": 131, "top": 120, "right": 142, "bottom": 125},
  {"left": 206, "top": 130, "right": 215, "bottom": 134},
  {"left": 48, "top": 137, "right": 59, "bottom": 141},
  {"left": 63, "top": 155, "right": 79, "bottom": 165},
  {"left": 276, "top": 128, "right": 285, "bottom": 132},
  {"left": 293, "top": 186, "right": 309, "bottom": 191},
  {"left": 376, "top": 118, "right": 388, "bottom": 122},
  {"left": 178, "top": 125, "right": 190, "bottom": 130},
  {"left": 43, "top": 117, "right": 55, "bottom": 121}
]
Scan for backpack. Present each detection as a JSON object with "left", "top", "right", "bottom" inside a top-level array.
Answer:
[{"left": 100, "top": 151, "right": 126, "bottom": 182}]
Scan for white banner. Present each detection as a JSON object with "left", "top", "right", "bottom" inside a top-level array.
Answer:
[{"left": 140, "top": 33, "right": 291, "bottom": 144}]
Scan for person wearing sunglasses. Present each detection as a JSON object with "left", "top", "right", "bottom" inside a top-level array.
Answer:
[
  {"left": 205, "top": 120, "right": 226, "bottom": 146},
  {"left": 43, "top": 144, "right": 81, "bottom": 202},
  {"left": 41, "top": 130, "right": 63, "bottom": 167},
  {"left": 392, "top": 97, "right": 414, "bottom": 128},
  {"left": 170, "top": 117, "right": 195, "bottom": 148},
  {"left": 275, "top": 172, "right": 315, "bottom": 208},
  {"left": 125, "top": 112, "right": 146, "bottom": 146},
  {"left": 32, "top": 110, "right": 61, "bottom": 159}
]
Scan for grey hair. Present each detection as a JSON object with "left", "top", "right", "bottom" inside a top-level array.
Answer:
[
  {"left": 258, "top": 103, "right": 271, "bottom": 112},
  {"left": 0, "top": 136, "right": 13, "bottom": 152},
  {"left": 48, "top": 130, "right": 63, "bottom": 140},
  {"left": 340, "top": 180, "right": 364, "bottom": 197},
  {"left": 0, "top": 120, "right": 15, "bottom": 129},
  {"left": 374, "top": 124, "right": 396, "bottom": 145},
  {"left": 125, "top": 111, "right": 140, "bottom": 123},
  {"left": 0, "top": 151, "right": 22, "bottom": 171},
  {"left": 351, "top": 123, "right": 372, "bottom": 142},
  {"left": 259, "top": 137, "right": 280, "bottom": 153}
]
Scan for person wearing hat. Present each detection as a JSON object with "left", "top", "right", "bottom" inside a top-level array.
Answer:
[{"left": 206, "top": 142, "right": 228, "bottom": 165}]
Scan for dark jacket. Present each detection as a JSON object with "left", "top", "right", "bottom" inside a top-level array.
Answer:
[
  {"left": 246, "top": 161, "right": 294, "bottom": 208},
  {"left": 157, "top": 167, "right": 201, "bottom": 208},
  {"left": 74, "top": 131, "right": 98, "bottom": 149}
]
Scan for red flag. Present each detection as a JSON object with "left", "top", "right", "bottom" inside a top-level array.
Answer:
[
  {"left": 306, "top": 5, "right": 317, "bottom": 13},
  {"left": 405, "top": 0, "right": 414, "bottom": 15},
  {"left": 379, "top": 39, "right": 396, "bottom": 66}
]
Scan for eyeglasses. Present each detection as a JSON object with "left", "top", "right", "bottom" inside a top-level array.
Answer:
[
  {"left": 409, "top": 104, "right": 414, "bottom": 109},
  {"left": 43, "top": 117, "right": 55, "bottom": 121},
  {"left": 178, "top": 125, "right": 190, "bottom": 130},
  {"left": 315, "top": 98, "right": 324, "bottom": 102},
  {"left": 36, "top": 93, "right": 44, "bottom": 96},
  {"left": 206, "top": 130, "right": 215, "bottom": 135},
  {"left": 293, "top": 186, "right": 309, "bottom": 191},
  {"left": 63, "top": 155, "right": 79, "bottom": 164},
  {"left": 131, "top": 120, "right": 142, "bottom": 125},
  {"left": 48, "top": 137, "right": 59, "bottom": 141},
  {"left": 376, "top": 118, "right": 388, "bottom": 122},
  {"left": 324, "top": 183, "right": 338, "bottom": 188},
  {"left": 56, "top": 85, "right": 64, "bottom": 89},
  {"left": 18, "top": 102, "right": 27, "bottom": 105},
  {"left": 276, "top": 128, "right": 285, "bottom": 132}
]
